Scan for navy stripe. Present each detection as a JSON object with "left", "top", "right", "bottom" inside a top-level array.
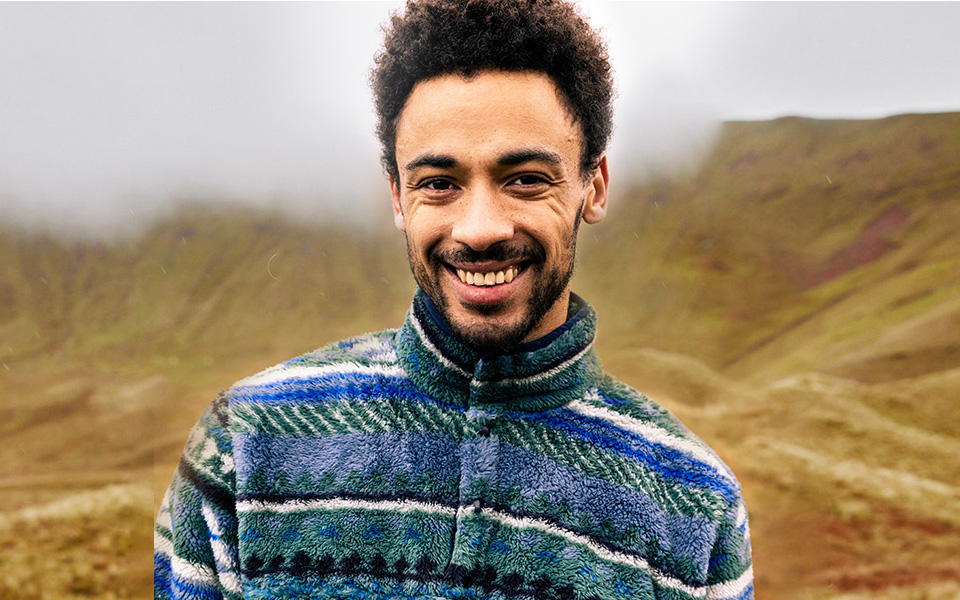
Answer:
[
  {"left": 178, "top": 457, "right": 235, "bottom": 516},
  {"left": 154, "top": 553, "right": 173, "bottom": 599},
  {"left": 555, "top": 408, "right": 731, "bottom": 487},
  {"left": 515, "top": 410, "right": 737, "bottom": 504},
  {"left": 171, "top": 572, "right": 222, "bottom": 600},
  {"left": 232, "top": 375, "right": 466, "bottom": 413},
  {"left": 416, "top": 293, "right": 477, "bottom": 372}
]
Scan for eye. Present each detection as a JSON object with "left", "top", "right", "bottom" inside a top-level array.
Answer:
[
  {"left": 511, "top": 174, "right": 547, "bottom": 186},
  {"left": 420, "top": 178, "right": 457, "bottom": 191}
]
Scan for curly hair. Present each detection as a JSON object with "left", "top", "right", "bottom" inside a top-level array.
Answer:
[{"left": 371, "top": 0, "right": 614, "bottom": 181}]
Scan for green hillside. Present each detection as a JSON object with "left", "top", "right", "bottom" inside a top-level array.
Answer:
[{"left": 2, "top": 113, "right": 959, "bottom": 599}]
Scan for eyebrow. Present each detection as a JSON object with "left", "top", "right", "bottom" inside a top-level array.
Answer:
[
  {"left": 403, "top": 148, "right": 564, "bottom": 172},
  {"left": 497, "top": 149, "right": 563, "bottom": 167},
  {"left": 404, "top": 154, "right": 458, "bottom": 172}
]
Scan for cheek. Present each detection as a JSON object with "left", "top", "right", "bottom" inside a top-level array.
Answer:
[
  {"left": 405, "top": 214, "right": 448, "bottom": 254},
  {"left": 518, "top": 212, "right": 576, "bottom": 254}
]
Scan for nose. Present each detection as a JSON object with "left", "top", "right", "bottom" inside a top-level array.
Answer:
[{"left": 450, "top": 187, "right": 514, "bottom": 251}]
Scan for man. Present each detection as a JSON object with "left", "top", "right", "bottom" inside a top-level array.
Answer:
[{"left": 154, "top": 1, "right": 753, "bottom": 599}]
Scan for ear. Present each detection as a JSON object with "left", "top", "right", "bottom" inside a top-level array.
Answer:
[
  {"left": 389, "top": 175, "right": 405, "bottom": 232},
  {"left": 581, "top": 155, "right": 608, "bottom": 224}
]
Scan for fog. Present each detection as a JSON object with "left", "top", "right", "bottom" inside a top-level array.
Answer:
[{"left": 2, "top": 1, "right": 958, "bottom": 239}]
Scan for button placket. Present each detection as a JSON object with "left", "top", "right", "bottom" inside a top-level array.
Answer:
[{"left": 449, "top": 409, "right": 502, "bottom": 574}]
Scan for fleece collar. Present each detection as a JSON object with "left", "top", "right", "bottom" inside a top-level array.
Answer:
[{"left": 396, "top": 288, "right": 603, "bottom": 412}]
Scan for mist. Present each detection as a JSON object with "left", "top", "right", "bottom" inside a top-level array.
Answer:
[{"left": 2, "top": 1, "right": 959, "bottom": 240}]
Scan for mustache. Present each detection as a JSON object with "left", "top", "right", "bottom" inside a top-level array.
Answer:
[{"left": 431, "top": 242, "right": 545, "bottom": 266}]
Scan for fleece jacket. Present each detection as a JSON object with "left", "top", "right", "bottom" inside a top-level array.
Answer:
[{"left": 154, "top": 289, "right": 753, "bottom": 600}]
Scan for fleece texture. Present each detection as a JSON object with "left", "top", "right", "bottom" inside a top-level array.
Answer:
[{"left": 154, "top": 290, "right": 753, "bottom": 600}]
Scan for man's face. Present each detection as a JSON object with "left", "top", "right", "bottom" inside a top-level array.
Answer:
[{"left": 390, "top": 71, "right": 608, "bottom": 352}]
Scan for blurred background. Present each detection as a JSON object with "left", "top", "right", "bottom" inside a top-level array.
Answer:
[{"left": 1, "top": 2, "right": 959, "bottom": 598}]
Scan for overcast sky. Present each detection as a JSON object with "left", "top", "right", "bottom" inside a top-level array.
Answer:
[{"left": 2, "top": 1, "right": 959, "bottom": 238}]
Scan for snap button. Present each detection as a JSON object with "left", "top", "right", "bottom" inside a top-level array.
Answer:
[
  {"left": 472, "top": 500, "right": 482, "bottom": 514},
  {"left": 478, "top": 426, "right": 491, "bottom": 437}
]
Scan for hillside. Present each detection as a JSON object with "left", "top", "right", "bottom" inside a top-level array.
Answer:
[
  {"left": 2, "top": 113, "right": 959, "bottom": 599},
  {"left": 580, "top": 113, "right": 960, "bottom": 385}
]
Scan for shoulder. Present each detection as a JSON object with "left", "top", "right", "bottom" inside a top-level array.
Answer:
[
  {"left": 228, "top": 328, "right": 402, "bottom": 391},
  {"left": 210, "top": 328, "right": 404, "bottom": 433},
  {"left": 575, "top": 372, "right": 743, "bottom": 503}
]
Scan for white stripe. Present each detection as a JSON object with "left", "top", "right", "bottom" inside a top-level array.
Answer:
[
  {"left": 705, "top": 564, "right": 754, "bottom": 599},
  {"left": 218, "top": 571, "right": 242, "bottom": 595},
  {"left": 234, "top": 362, "right": 405, "bottom": 388},
  {"left": 325, "top": 407, "right": 353, "bottom": 431},
  {"left": 202, "top": 504, "right": 223, "bottom": 537},
  {"left": 260, "top": 405, "right": 294, "bottom": 434},
  {"left": 473, "top": 341, "right": 594, "bottom": 387},
  {"left": 154, "top": 529, "right": 174, "bottom": 556},
  {"left": 273, "top": 405, "right": 305, "bottom": 432},
  {"left": 371, "top": 350, "right": 398, "bottom": 362},
  {"left": 410, "top": 312, "right": 472, "bottom": 378},
  {"left": 171, "top": 555, "right": 218, "bottom": 588},
  {"left": 306, "top": 405, "right": 339, "bottom": 432},
  {"left": 292, "top": 405, "right": 320, "bottom": 435},
  {"left": 568, "top": 399, "right": 730, "bottom": 478},
  {"left": 481, "top": 506, "right": 706, "bottom": 597},
  {"left": 202, "top": 504, "right": 237, "bottom": 568},
  {"left": 341, "top": 401, "right": 389, "bottom": 432},
  {"left": 736, "top": 500, "right": 747, "bottom": 529},
  {"left": 342, "top": 337, "right": 389, "bottom": 355},
  {"left": 237, "top": 496, "right": 457, "bottom": 517}
]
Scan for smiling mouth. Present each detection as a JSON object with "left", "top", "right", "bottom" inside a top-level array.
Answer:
[{"left": 449, "top": 263, "right": 526, "bottom": 287}]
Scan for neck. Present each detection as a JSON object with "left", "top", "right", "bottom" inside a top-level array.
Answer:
[{"left": 396, "top": 289, "right": 603, "bottom": 411}]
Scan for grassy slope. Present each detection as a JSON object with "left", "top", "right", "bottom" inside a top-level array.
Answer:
[
  {"left": 580, "top": 113, "right": 960, "bottom": 384},
  {"left": 2, "top": 113, "right": 959, "bottom": 599}
]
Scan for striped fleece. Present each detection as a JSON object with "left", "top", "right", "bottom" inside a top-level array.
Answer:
[{"left": 155, "top": 289, "right": 753, "bottom": 599}]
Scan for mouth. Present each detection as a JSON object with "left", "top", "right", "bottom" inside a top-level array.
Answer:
[
  {"left": 446, "top": 262, "right": 529, "bottom": 287},
  {"left": 448, "top": 264, "right": 525, "bottom": 287}
]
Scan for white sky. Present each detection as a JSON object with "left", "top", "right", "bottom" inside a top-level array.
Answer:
[{"left": 1, "top": 1, "right": 958, "bottom": 238}]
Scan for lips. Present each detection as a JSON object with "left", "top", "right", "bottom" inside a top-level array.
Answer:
[
  {"left": 432, "top": 245, "right": 540, "bottom": 305},
  {"left": 443, "top": 260, "right": 529, "bottom": 305}
]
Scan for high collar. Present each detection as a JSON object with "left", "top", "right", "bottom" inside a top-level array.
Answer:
[{"left": 396, "top": 288, "right": 603, "bottom": 412}]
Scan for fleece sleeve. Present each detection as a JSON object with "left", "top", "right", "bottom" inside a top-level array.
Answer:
[
  {"left": 154, "top": 393, "right": 241, "bottom": 600},
  {"left": 704, "top": 494, "right": 754, "bottom": 600}
]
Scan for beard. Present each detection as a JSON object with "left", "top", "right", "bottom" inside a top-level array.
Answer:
[{"left": 405, "top": 219, "right": 580, "bottom": 354}]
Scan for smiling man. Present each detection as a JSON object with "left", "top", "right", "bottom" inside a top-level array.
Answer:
[{"left": 154, "top": 1, "right": 753, "bottom": 599}]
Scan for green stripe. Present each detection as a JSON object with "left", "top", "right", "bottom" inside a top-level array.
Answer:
[{"left": 232, "top": 398, "right": 467, "bottom": 439}]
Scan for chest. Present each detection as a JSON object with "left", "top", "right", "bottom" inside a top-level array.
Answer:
[{"left": 229, "top": 398, "right": 715, "bottom": 599}]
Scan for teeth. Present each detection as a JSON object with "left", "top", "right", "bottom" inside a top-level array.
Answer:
[{"left": 456, "top": 265, "right": 519, "bottom": 286}]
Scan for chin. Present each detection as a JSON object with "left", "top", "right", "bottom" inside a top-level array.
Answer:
[{"left": 447, "top": 307, "right": 536, "bottom": 353}]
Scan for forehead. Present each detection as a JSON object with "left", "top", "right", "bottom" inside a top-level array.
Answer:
[{"left": 395, "top": 71, "right": 582, "bottom": 167}]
